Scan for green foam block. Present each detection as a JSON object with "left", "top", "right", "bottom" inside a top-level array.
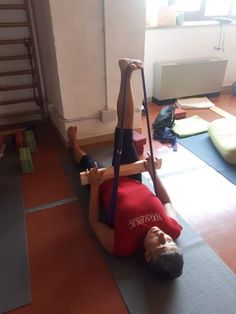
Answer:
[
  {"left": 25, "top": 130, "right": 37, "bottom": 153},
  {"left": 19, "top": 147, "right": 34, "bottom": 174}
]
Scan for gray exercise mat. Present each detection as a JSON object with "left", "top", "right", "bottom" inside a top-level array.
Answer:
[
  {"left": 0, "top": 146, "right": 32, "bottom": 313},
  {"left": 62, "top": 149, "right": 236, "bottom": 314},
  {"left": 178, "top": 133, "right": 236, "bottom": 185}
]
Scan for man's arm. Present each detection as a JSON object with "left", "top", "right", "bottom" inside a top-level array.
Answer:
[
  {"left": 86, "top": 166, "right": 115, "bottom": 253},
  {"left": 144, "top": 157, "right": 178, "bottom": 221},
  {"left": 152, "top": 174, "right": 178, "bottom": 221}
]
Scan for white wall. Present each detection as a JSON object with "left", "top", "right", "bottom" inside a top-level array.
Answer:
[
  {"left": 49, "top": 0, "right": 106, "bottom": 118},
  {"left": 104, "top": 0, "right": 146, "bottom": 129},
  {"left": 32, "top": 0, "right": 146, "bottom": 142},
  {"left": 48, "top": 0, "right": 106, "bottom": 140},
  {"left": 144, "top": 23, "right": 236, "bottom": 97}
]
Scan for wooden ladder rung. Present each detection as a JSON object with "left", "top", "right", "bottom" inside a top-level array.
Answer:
[
  {"left": 0, "top": 84, "right": 35, "bottom": 92},
  {"left": 0, "top": 97, "right": 35, "bottom": 106},
  {"left": 0, "top": 110, "right": 42, "bottom": 120},
  {"left": 0, "top": 39, "right": 28, "bottom": 45},
  {"left": 0, "top": 70, "right": 33, "bottom": 76},
  {"left": 0, "top": 109, "right": 42, "bottom": 120},
  {"left": 0, "top": 55, "right": 29, "bottom": 61},
  {"left": 0, "top": 4, "right": 25, "bottom": 10},
  {"left": 0, "top": 22, "right": 28, "bottom": 28}
]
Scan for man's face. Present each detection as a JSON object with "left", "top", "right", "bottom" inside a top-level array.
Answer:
[{"left": 144, "top": 226, "right": 179, "bottom": 262}]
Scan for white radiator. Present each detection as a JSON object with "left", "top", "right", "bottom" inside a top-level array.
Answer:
[{"left": 153, "top": 58, "right": 228, "bottom": 100}]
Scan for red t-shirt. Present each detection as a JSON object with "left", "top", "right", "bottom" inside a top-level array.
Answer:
[{"left": 99, "top": 177, "right": 182, "bottom": 256}]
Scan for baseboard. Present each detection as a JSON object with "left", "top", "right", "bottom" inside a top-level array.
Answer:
[
  {"left": 221, "top": 86, "right": 232, "bottom": 94},
  {"left": 50, "top": 119, "right": 115, "bottom": 148},
  {"left": 49, "top": 115, "right": 144, "bottom": 148},
  {"left": 152, "top": 91, "right": 223, "bottom": 106},
  {"left": 76, "top": 128, "right": 142, "bottom": 147},
  {"left": 152, "top": 97, "right": 176, "bottom": 106},
  {"left": 79, "top": 133, "right": 114, "bottom": 147}
]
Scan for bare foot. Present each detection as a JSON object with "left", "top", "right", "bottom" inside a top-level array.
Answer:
[
  {"left": 67, "top": 126, "right": 77, "bottom": 148},
  {"left": 119, "top": 58, "right": 143, "bottom": 76},
  {"left": 67, "top": 126, "right": 86, "bottom": 163}
]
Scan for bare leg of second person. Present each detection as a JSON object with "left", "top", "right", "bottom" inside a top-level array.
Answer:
[
  {"left": 67, "top": 126, "right": 86, "bottom": 164},
  {"left": 67, "top": 126, "right": 99, "bottom": 172}
]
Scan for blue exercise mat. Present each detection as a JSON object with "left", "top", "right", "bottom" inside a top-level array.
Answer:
[
  {"left": 178, "top": 132, "right": 236, "bottom": 184},
  {"left": 0, "top": 146, "right": 32, "bottom": 312}
]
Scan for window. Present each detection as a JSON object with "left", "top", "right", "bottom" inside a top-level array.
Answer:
[
  {"left": 175, "top": 0, "right": 202, "bottom": 12},
  {"left": 233, "top": 1, "right": 236, "bottom": 15},
  {"left": 146, "top": 0, "right": 236, "bottom": 24},
  {"left": 174, "top": 0, "right": 236, "bottom": 21}
]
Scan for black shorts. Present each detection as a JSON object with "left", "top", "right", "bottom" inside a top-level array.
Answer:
[
  {"left": 79, "top": 154, "right": 97, "bottom": 172},
  {"left": 112, "top": 128, "right": 141, "bottom": 181}
]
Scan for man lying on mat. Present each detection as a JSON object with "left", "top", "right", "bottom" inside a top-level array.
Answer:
[{"left": 67, "top": 58, "right": 183, "bottom": 280}]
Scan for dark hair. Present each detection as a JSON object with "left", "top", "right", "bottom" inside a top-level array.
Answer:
[{"left": 149, "top": 250, "right": 184, "bottom": 280}]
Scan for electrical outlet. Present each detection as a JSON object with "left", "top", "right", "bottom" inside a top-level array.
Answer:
[{"left": 100, "top": 109, "right": 117, "bottom": 123}]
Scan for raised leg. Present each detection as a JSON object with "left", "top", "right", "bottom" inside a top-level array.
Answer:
[
  {"left": 113, "top": 58, "right": 143, "bottom": 182},
  {"left": 117, "top": 58, "right": 142, "bottom": 129}
]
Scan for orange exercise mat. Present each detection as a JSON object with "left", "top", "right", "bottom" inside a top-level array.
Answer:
[{"left": 21, "top": 149, "right": 75, "bottom": 209}]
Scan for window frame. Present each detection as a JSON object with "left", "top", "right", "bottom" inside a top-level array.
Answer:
[{"left": 173, "top": 0, "right": 236, "bottom": 22}]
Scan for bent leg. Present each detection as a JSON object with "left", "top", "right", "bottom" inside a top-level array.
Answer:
[{"left": 67, "top": 126, "right": 97, "bottom": 171}]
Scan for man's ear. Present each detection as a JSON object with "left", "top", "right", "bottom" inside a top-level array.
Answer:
[{"left": 144, "top": 251, "right": 151, "bottom": 262}]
